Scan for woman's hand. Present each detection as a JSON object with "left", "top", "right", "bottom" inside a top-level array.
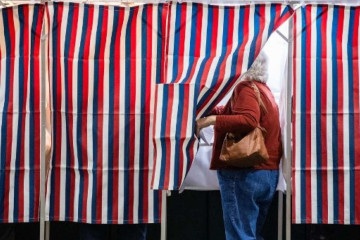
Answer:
[{"left": 196, "top": 115, "right": 216, "bottom": 137}]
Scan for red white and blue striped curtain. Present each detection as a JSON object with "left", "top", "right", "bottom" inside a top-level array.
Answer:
[
  {"left": 0, "top": 4, "right": 44, "bottom": 223},
  {"left": 292, "top": 5, "right": 360, "bottom": 224},
  {"left": 152, "top": 2, "right": 293, "bottom": 190},
  {"left": 45, "top": 2, "right": 167, "bottom": 224}
]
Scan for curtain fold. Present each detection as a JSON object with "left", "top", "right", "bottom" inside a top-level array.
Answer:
[
  {"left": 0, "top": 4, "right": 45, "bottom": 223},
  {"left": 45, "top": 2, "right": 167, "bottom": 224},
  {"left": 292, "top": 5, "right": 360, "bottom": 224},
  {"left": 152, "top": 2, "right": 293, "bottom": 190}
]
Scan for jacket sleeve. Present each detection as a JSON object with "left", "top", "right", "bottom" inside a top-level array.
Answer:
[{"left": 214, "top": 83, "right": 260, "bottom": 134}]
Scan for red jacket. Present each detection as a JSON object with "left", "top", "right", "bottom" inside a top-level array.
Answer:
[{"left": 209, "top": 80, "right": 283, "bottom": 170}]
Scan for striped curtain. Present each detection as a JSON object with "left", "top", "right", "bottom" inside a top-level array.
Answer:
[
  {"left": 292, "top": 5, "right": 360, "bottom": 224},
  {"left": 0, "top": 4, "right": 44, "bottom": 223},
  {"left": 45, "top": 2, "right": 167, "bottom": 224},
  {"left": 152, "top": 3, "right": 293, "bottom": 190}
]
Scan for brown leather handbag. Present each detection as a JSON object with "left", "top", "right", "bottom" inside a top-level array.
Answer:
[{"left": 219, "top": 83, "right": 269, "bottom": 168}]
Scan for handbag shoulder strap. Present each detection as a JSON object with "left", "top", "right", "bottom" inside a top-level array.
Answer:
[{"left": 251, "top": 82, "right": 267, "bottom": 114}]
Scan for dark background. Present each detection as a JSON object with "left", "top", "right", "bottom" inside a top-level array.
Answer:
[{"left": 1, "top": 190, "right": 360, "bottom": 240}]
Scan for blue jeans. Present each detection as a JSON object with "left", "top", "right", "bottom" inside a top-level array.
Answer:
[{"left": 217, "top": 169, "right": 278, "bottom": 240}]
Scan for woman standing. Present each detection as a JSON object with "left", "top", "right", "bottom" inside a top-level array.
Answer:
[{"left": 196, "top": 53, "right": 282, "bottom": 240}]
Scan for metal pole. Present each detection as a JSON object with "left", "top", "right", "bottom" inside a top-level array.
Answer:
[
  {"left": 161, "top": 191, "right": 168, "bottom": 240},
  {"left": 277, "top": 191, "right": 284, "bottom": 240},
  {"left": 45, "top": 222, "right": 50, "bottom": 240},
  {"left": 40, "top": 4, "right": 48, "bottom": 239},
  {"left": 273, "top": 27, "right": 290, "bottom": 240},
  {"left": 285, "top": 12, "right": 294, "bottom": 240}
]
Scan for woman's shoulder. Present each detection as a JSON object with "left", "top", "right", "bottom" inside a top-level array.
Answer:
[
  {"left": 234, "top": 80, "right": 260, "bottom": 93},
  {"left": 237, "top": 80, "right": 269, "bottom": 91},
  {"left": 235, "top": 80, "right": 253, "bottom": 90},
  {"left": 231, "top": 80, "right": 258, "bottom": 103}
]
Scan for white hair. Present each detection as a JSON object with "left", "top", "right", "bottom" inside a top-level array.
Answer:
[{"left": 241, "top": 52, "right": 268, "bottom": 83}]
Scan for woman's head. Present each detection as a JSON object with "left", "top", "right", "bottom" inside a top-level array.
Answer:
[{"left": 241, "top": 52, "right": 268, "bottom": 83}]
